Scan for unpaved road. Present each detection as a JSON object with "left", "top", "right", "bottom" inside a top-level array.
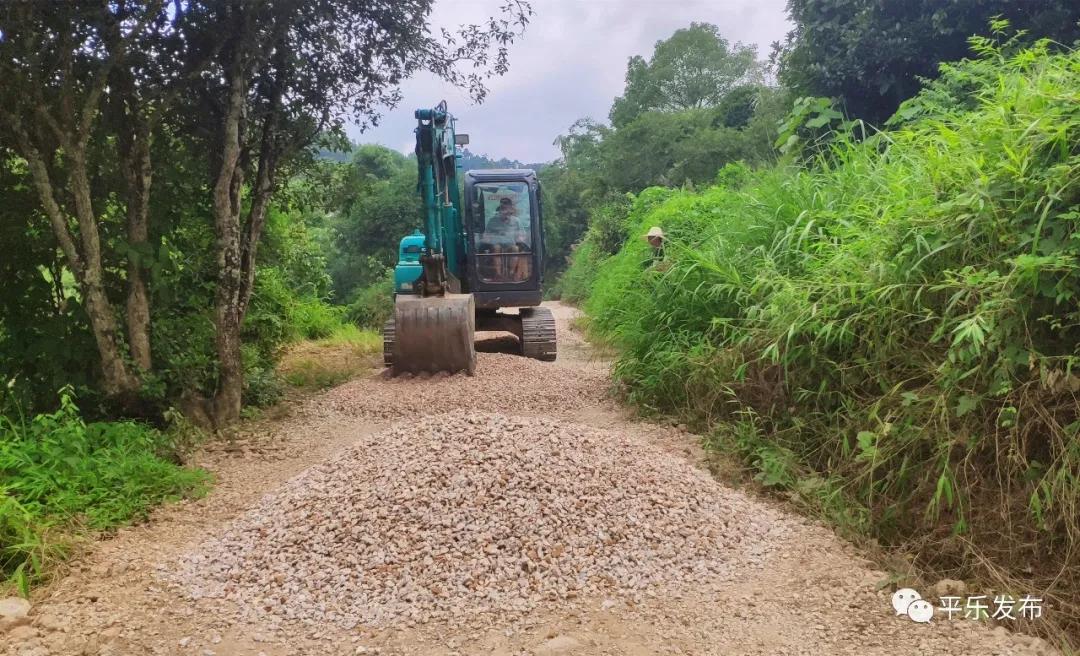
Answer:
[{"left": 4, "top": 304, "right": 1055, "bottom": 656}]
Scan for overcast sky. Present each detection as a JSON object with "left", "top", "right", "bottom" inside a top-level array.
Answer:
[{"left": 346, "top": 0, "right": 792, "bottom": 164}]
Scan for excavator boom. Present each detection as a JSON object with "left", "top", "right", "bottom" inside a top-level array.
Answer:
[{"left": 387, "top": 101, "right": 475, "bottom": 375}]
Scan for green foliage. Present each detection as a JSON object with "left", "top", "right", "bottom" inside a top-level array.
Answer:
[
  {"left": 327, "top": 146, "right": 421, "bottom": 302},
  {"left": 344, "top": 268, "right": 394, "bottom": 330},
  {"left": 0, "top": 152, "right": 100, "bottom": 413},
  {"left": 550, "top": 196, "right": 638, "bottom": 303},
  {"left": 774, "top": 96, "right": 858, "bottom": 158},
  {"left": 1, "top": 135, "right": 343, "bottom": 417},
  {"left": 553, "top": 241, "right": 603, "bottom": 305},
  {"left": 241, "top": 344, "right": 285, "bottom": 408},
  {"left": 541, "top": 24, "right": 790, "bottom": 286},
  {"left": 582, "top": 43, "right": 1080, "bottom": 617},
  {"left": 538, "top": 162, "right": 593, "bottom": 275},
  {"left": 597, "top": 108, "right": 764, "bottom": 192},
  {"left": 277, "top": 325, "right": 381, "bottom": 391},
  {"left": 776, "top": 1, "right": 1080, "bottom": 124},
  {"left": 610, "top": 22, "right": 762, "bottom": 128},
  {"left": 544, "top": 85, "right": 786, "bottom": 285},
  {"left": 250, "top": 271, "right": 341, "bottom": 346},
  {"left": 0, "top": 388, "right": 206, "bottom": 589}
]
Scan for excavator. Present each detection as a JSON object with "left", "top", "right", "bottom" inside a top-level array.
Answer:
[{"left": 383, "top": 101, "right": 556, "bottom": 374}]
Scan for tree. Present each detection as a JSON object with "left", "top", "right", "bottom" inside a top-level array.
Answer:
[
  {"left": 609, "top": 22, "right": 761, "bottom": 128},
  {"left": 328, "top": 145, "right": 421, "bottom": 301},
  {"left": 181, "top": 0, "right": 531, "bottom": 424},
  {"left": 0, "top": 0, "right": 530, "bottom": 424},
  {"left": 0, "top": 1, "right": 190, "bottom": 403},
  {"left": 776, "top": 0, "right": 1080, "bottom": 125}
]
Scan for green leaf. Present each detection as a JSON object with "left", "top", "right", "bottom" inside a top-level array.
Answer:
[{"left": 955, "top": 394, "right": 979, "bottom": 417}]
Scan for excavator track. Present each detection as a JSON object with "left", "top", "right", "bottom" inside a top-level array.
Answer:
[
  {"left": 520, "top": 306, "right": 557, "bottom": 361},
  {"left": 382, "top": 319, "right": 395, "bottom": 369}
]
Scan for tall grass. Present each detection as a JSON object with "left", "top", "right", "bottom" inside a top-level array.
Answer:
[
  {"left": 1, "top": 387, "right": 207, "bottom": 593},
  {"left": 577, "top": 40, "right": 1080, "bottom": 642},
  {"left": 277, "top": 324, "right": 382, "bottom": 391}
]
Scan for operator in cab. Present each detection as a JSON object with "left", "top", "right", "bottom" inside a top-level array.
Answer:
[{"left": 484, "top": 197, "right": 529, "bottom": 281}]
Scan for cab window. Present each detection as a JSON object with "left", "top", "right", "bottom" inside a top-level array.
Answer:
[{"left": 474, "top": 182, "right": 532, "bottom": 283}]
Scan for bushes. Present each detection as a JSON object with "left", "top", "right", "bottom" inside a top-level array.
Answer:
[
  {"left": 240, "top": 265, "right": 345, "bottom": 406},
  {"left": 580, "top": 41, "right": 1080, "bottom": 634},
  {"left": 344, "top": 269, "right": 394, "bottom": 329},
  {"left": 1, "top": 388, "right": 206, "bottom": 592},
  {"left": 554, "top": 241, "right": 603, "bottom": 305},
  {"left": 552, "top": 197, "right": 636, "bottom": 303}
]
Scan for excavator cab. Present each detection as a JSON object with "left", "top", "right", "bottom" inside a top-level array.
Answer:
[{"left": 464, "top": 170, "right": 544, "bottom": 307}]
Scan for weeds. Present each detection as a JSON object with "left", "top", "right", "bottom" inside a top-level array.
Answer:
[
  {"left": 0, "top": 387, "right": 207, "bottom": 592},
  {"left": 278, "top": 325, "right": 381, "bottom": 391}
]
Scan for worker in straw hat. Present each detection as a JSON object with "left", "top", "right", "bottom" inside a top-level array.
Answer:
[
  {"left": 645, "top": 226, "right": 665, "bottom": 249},
  {"left": 643, "top": 226, "right": 668, "bottom": 270}
]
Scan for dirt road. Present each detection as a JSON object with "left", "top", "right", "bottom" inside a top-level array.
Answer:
[{"left": 4, "top": 304, "right": 1054, "bottom": 655}]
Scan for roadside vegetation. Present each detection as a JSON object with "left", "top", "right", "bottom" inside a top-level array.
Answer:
[
  {"left": 565, "top": 31, "right": 1080, "bottom": 645},
  {"left": 278, "top": 325, "right": 382, "bottom": 392},
  {"left": 0, "top": 1, "right": 528, "bottom": 593},
  {"left": 0, "top": 388, "right": 207, "bottom": 594}
]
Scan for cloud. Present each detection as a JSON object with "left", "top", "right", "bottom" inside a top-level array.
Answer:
[{"left": 346, "top": 0, "right": 792, "bottom": 163}]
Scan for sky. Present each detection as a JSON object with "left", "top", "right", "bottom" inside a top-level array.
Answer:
[{"left": 346, "top": 0, "right": 793, "bottom": 164}]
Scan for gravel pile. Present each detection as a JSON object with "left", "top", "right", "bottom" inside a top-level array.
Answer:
[
  {"left": 308, "top": 353, "right": 610, "bottom": 421},
  {"left": 169, "top": 412, "right": 781, "bottom": 628}
]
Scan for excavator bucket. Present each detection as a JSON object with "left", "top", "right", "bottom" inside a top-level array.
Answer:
[{"left": 388, "top": 294, "right": 476, "bottom": 376}]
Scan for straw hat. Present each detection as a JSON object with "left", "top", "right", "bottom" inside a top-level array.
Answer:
[{"left": 645, "top": 226, "right": 665, "bottom": 240}]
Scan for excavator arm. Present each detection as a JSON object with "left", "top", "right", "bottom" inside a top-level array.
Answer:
[{"left": 385, "top": 101, "right": 476, "bottom": 375}]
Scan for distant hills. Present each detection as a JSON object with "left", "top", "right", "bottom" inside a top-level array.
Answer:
[
  {"left": 457, "top": 149, "right": 548, "bottom": 172},
  {"left": 317, "top": 146, "right": 547, "bottom": 171}
]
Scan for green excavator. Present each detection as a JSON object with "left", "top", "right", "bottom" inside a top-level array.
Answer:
[{"left": 383, "top": 100, "right": 556, "bottom": 374}]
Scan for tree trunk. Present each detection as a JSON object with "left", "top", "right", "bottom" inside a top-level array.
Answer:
[
  {"left": 69, "top": 144, "right": 144, "bottom": 400},
  {"left": 237, "top": 98, "right": 280, "bottom": 320},
  {"left": 209, "top": 60, "right": 248, "bottom": 427},
  {"left": 121, "top": 126, "right": 154, "bottom": 371},
  {"left": 11, "top": 120, "right": 141, "bottom": 401},
  {"left": 207, "top": 9, "right": 286, "bottom": 427}
]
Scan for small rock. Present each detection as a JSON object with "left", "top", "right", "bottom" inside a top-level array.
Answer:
[
  {"left": 0, "top": 597, "right": 31, "bottom": 619},
  {"left": 34, "top": 613, "right": 65, "bottom": 632},
  {"left": 8, "top": 624, "right": 40, "bottom": 641},
  {"left": 932, "top": 579, "right": 967, "bottom": 600},
  {"left": 91, "top": 563, "right": 112, "bottom": 577},
  {"left": 534, "top": 635, "right": 582, "bottom": 655}
]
